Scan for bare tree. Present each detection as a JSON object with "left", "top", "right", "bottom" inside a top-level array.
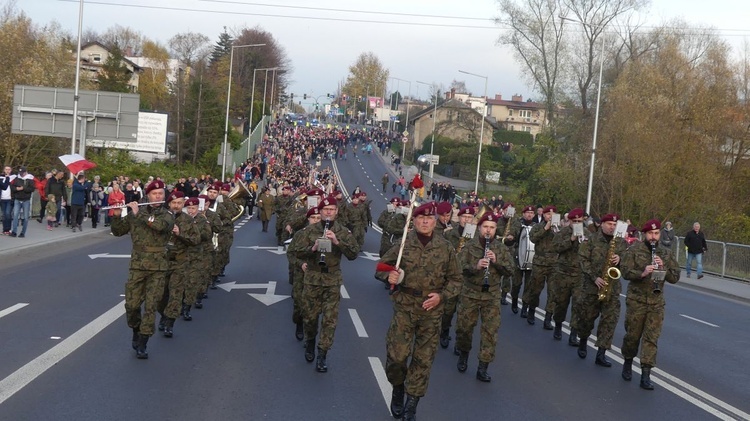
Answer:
[
  {"left": 169, "top": 31, "right": 211, "bottom": 68},
  {"left": 496, "top": 0, "right": 567, "bottom": 126}
]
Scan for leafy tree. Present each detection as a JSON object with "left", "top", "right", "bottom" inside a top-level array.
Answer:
[
  {"left": 98, "top": 44, "right": 131, "bottom": 93},
  {"left": 342, "top": 52, "right": 389, "bottom": 118},
  {"left": 138, "top": 39, "right": 170, "bottom": 110}
]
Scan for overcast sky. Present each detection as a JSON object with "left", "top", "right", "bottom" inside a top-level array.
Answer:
[{"left": 17, "top": 0, "right": 750, "bottom": 106}]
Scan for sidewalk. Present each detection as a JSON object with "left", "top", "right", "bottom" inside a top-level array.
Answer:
[
  {"left": 373, "top": 147, "right": 475, "bottom": 191},
  {"left": 677, "top": 270, "right": 750, "bottom": 302},
  {"left": 0, "top": 215, "right": 109, "bottom": 256}
]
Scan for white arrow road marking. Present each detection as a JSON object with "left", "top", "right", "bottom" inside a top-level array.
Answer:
[
  {"left": 88, "top": 253, "right": 131, "bottom": 259},
  {"left": 340, "top": 285, "right": 350, "bottom": 299},
  {"left": 360, "top": 252, "right": 380, "bottom": 261},
  {"left": 348, "top": 309, "right": 368, "bottom": 338},
  {"left": 680, "top": 314, "right": 720, "bottom": 327},
  {"left": 248, "top": 292, "right": 290, "bottom": 306},
  {"left": 0, "top": 303, "right": 29, "bottom": 319},
  {"left": 236, "top": 246, "right": 286, "bottom": 255},
  {"left": 217, "top": 281, "right": 276, "bottom": 292},
  {"left": 368, "top": 357, "right": 391, "bottom": 414},
  {"left": 0, "top": 300, "right": 125, "bottom": 405}
]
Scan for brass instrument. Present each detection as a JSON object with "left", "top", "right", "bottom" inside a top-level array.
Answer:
[
  {"left": 318, "top": 219, "right": 332, "bottom": 267},
  {"left": 482, "top": 234, "right": 491, "bottom": 292},
  {"left": 499, "top": 206, "right": 515, "bottom": 242},
  {"left": 457, "top": 205, "right": 491, "bottom": 253},
  {"left": 598, "top": 233, "right": 622, "bottom": 302},
  {"left": 226, "top": 180, "right": 250, "bottom": 221}
]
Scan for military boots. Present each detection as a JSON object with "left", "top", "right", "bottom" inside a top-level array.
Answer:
[
  {"left": 194, "top": 292, "right": 204, "bottom": 309},
  {"left": 553, "top": 323, "right": 563, "bottom": 340},
  {"left": 439, "top": 329, "right": 450, "bottom": 349},
  {"left": 158, "top": 315, "right": 167, "bottom": 332},
  {"left": 390, "top": 384, "right": 405, "bottom": 418},
  {"left": 304, "top": 340, "right": 315, "bottom": 362},
  {"left": 511, "top": 296, "right": 519, "bottom": 314},
  {"left": 476, "top": 362, "right": 492, "bottom": 382},
  {"left": 622, "top": 358, "right": 633, "bottom": 381},
  {"left": 526, "top": 306, "right": 536, "bottom": 325},
  {"left": 402, "top": 394, "right": 420, "bottom": 421},
  {"left": 315, "top": 348, "right": 328, "bottom": 373},
  {"left": 595, "top": 347, "right": 612, "bottom": 367},
  {"left": 520, "top": 303, "right": 529, "bottom": 318},
  {"left": 182, "top": 304, "right": 192, "bottom": 321},
  {"left": 163, "top": 318, "right": 175, "bottom": 338},
  {"left": 577, "top": 336, "right": 589, "bottom": 359},
  {"left": 543, "top": 312, "right": 553, "bottom": 330},
  {"left": 500, "top": 293, "right": 509, "bottom": 305},
  {"left": 568, "top": 329, "right": 580, "bottom": 346},
  {"left": 210, "top": 277, "right": 219, "bottom": 290},
  {"left": 131, "top": 328, "right": 140, "bottom": 350},
  {"left": 640, "top": 366, "right": 655, "bottom": 390},
  {"left": 457, "top": 351, "right": 469, "bottom": 373},
  {"left": 295, "top": 322, "right": 304, "bottom": 341},
  {"left": 135, "top": 334, "right": 149, "bottom": 359}
]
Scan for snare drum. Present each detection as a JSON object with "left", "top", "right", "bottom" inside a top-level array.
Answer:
[{"left": 518, "top": 225, "right": 535, "bottom": 270}]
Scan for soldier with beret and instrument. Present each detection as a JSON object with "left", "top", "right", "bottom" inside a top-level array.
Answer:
[
  {"left": 503, "top": 205, "right": 536, "bottom": 317},
  {"left": 551, "top": 207, "right": 586, "bottom": 345},
  {"left": 440, "top": 206, "right": 475, "bottom": 352},
  {"left": 377, "top": 197, "right": 402, "bottom": 257},
  {"left": 433, "top": 201, "right": 453, "bottom": 237},
  {"left": 286, "top": 206, "right": 323, "bottom": 341},
  {"left": 619, "top": 219, "right": 680, "bottom": 390},
  {"left": 111, "top": 180, "right": 174, "bottom": 359},
  {"left": 525, "top": 205, "right": 560, "bottom": 328},
  {"left": 455, "top": 212, "right": 514, "bottom": 383},
  {"left": 376, "top": 202, "right": 462, "bottom": 421},
  {"left": 498, "top": 203, "right": 515, "bottom": 306},
  {"left": 181, "top": 196, "right": 214, "bottom": 321}
]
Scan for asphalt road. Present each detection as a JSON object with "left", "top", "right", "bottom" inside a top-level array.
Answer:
[{"left": 0, "top": 146, "right": 748, "bottom": 420}]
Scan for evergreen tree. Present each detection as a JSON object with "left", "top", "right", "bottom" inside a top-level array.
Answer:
[
  {"left": 98, "top": 44, "right": 131, "bottom": 93},
  {"left": 209, "top": 28, "right": 233, "bottom": 66}
]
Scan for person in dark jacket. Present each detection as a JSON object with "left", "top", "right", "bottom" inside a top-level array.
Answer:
[
  {"left": 660, "top": 221, "right": 675, "bottom": 249},
  {"left": 10, "top": 166, "right": 36, "bottom": 237},
  {"left": 70, "top": 174, "right": 87, "bottom": 232},
  {"left": 684, "top": 222, "right": 707, "bottom": 279}
]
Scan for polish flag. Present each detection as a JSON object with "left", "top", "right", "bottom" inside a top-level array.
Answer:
[{"left": 58, "top": 154, "right": 97, "bottom": 175}]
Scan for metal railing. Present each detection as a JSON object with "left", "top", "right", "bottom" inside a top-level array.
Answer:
[
  {"left": 674, "top": 236, "right": 750, "bottom": 282},
  {"left": 229, "top": 115, "right": 270, "bottom": 173}
]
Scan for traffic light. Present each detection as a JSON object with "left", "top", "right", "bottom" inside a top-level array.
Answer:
[
  {"left": 290, "top": 93, "right": 294, "bottom": 99},
  {"left": 303, "top": 94, "right": 307, "bottom": 100}
]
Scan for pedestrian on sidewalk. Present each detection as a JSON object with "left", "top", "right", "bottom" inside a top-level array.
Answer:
[
  {"left": 1, "top": 165, "right": 13, "bottom": 235},
  {"left": 684, "top": 222, "right": 707, "bottom": 279},
  {"left": 70, "top": 173, "right": 86, "bottom": 232},
  {"left": 45, "top": 194, "right": 57, "bottom": 231},
  {"left": 10, "top": 166, "right": 35, "bottom": 238}
]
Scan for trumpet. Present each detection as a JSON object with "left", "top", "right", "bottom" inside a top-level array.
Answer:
[{"left": 100, "top": 201, "right": 165, "bottom": 210}]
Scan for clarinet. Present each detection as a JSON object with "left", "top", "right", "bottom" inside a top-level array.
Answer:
[
  {"left": 318, "top": 219, "right": 331, "bottom": 267},
  {"left": 482, "top": 234, "right": 491, "bottom": 292},
  {"left": 651, "top": 241, "right": 662, "bottom": 294}
]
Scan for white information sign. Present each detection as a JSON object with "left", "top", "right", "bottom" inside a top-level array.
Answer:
[{"left": 88, "top": 112, "right": 168, "bottom": 153}]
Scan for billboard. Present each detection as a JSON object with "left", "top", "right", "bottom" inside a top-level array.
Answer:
[{"left": 87, "top": 112, "right": 168, "bottom": 153}]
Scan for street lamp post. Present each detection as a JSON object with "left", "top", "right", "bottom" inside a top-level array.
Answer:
[
  {"left": 222, "top": 43, "right": 265, "bottom": 182},
  {"left": 416, "top": 81, "right": 439, "bottom": 179},
  {"left": 391, "top": 77, "right": 412, "bottom": 163},
  {"left": 458, "top": 70, "right": 488, "bottom": 194},
  {"left": 561, "top": 16, "right": 606, "bottom": 215},
  {"left": 247, "top": 67, "right": 278, "bottom": 160}
]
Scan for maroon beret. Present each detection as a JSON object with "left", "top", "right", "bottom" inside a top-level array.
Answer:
[
  {"left": 436, "top": 201, "right": 452, "bottom": 215},
  {"left": 543, "top": 205, "right": 557, "bottom": 213},
  {"left": 478, "top": 212, "right": 499, "bottom": 226},
  {"left": 522, "top": 205, "right": 535, "bottom": 213},
  {"left": 306, "top": 207, "right": 321, "bottom": 218},
  {"left": 145, "top": 180, "right": 165, "bottom": 195},
  {"left": 185, "top": 197, "right": 199, "bottom": 206},
  {"left": 198, "top": 194, "right": 210, "bottom": 201},
  {"left": 221, "top": 183, "right": 231, "bottom": 192},
  {"left": 501, "top": 202, "right": 513, "bottom": 210},
  {"left": 306, "top": 188, "right": 324, "bottom": 197},
  {"left": 318, "top": 195, "right": 338, "bottom": 209},
  {"left": 207, "top": 183, "right": 219, "bottom": 192},
  {"left": 400, "top": 200, "right": 410, "bottom": 207},
  {"left": 167, "top": 190, "right": 184, "bottom": 203},
  {"left": 413, "top": 202, "right": 436, "bottom": 217},
  {"left": 390, "top": 197, "right": 401, "bottom": 204},
  {"left": 458, "top": 207, "right": 475, "bottom": 216},
  {"left": 641, "top": 219, "right": 661, "bottom": 233},
  {"left": 568, "top": 208, "right": 584, "bottom": 219},
  {"left": 601, "top": 213, "right": 619, "bottom": 223}
]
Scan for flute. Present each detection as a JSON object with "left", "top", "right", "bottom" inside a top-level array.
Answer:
[{"left": 100, "top": 201, "right": 165, "bottom": 210}]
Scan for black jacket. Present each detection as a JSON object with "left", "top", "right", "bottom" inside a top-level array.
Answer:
[
  {"left": 11, "top": 176, "right": 35, "bottom": 201},
  {"left": 684, "top": 230, "right": 707, "bottom": 254}
]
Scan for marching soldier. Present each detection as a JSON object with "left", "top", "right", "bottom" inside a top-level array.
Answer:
[
  {"left": 376, "top": 202, "right": 462, "bottom": 420},
  {"left": 433, "top": 201, "right": 453, "bottom": 237},
  {"left": 286, "top": 207, "right": 323, "bottom": 341},
  {"left": 619, "top": 219, "right": 680, "bottom": 390},
  {"left": 111, "top": 180, "right": 174, "bottom": 359},
  {"left": 157, "top": 191, "right": 200, "bottom": 337},
  {"left": 275, "top": 185, "right": 294, "bottom": 245},
  {"left": 551, "top": 207, "right": 585, "bottom": 345},
  {"left": 359, "top": 190, "right": 373, "bottom": 231},
  {"left": 258, "top": 186, "right": 275, "bottom": 232},
  {"left": 287, "top": 196, "right": 360, "bottom": 373},
  {"left": 498, "top": 203, "right": 514, "bottom": 305},
  {"left": 440, "top": 206, "right": 474, "bottom": 352},
  {"left": 181, "top": 196, "right": 214, "bottom": 321},
  {"left": 575, "top": 213, "right": 627, "bottom": 366},
  {"left": 455, "top": 213, "right": 513, "bottom": 382},
  {"left": 504, "top": 205, "right": 536, "bottom": 316},
  {"left": 217, "top": 183, "right": 240, "bottom": 277},
  {"left": 524, "top": 205, "right": 559, "bottom": 328},
  {"left": 346, "top": 192, "right": 368, "bottom": 247},
  {"left": 377, "top": 197, "right": 401, "bottom": 257}
]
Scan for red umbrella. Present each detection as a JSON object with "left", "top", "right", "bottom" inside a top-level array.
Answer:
[{"left": 58, "top": 154, "right": 97, "bottom": 175}]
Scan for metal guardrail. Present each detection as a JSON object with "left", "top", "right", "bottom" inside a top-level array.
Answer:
[
  {"left": 230, "top": 115, "right": 270, "bottom": 172},
  {"left": 675, "top": 236, "right": 750, "bottom": 282}
]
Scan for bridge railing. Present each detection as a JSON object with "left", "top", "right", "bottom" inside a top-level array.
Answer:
[{"left": 675, "top": 237, "right": 750, "bottom": 282}]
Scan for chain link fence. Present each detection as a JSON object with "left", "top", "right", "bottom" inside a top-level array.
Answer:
[
  {"left": 228, "top": 116, "right": 270, "bottom": 173},
  {"left": 675, "top": 237, "right": 750, "bottom": 282}
]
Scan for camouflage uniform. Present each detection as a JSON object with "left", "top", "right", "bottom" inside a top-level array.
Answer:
[
  {"left": 346, "top": 202, "right": 368, "bottom": 247},
  {"left": 111, "top": 205, "right": 174, "bottom": 336},
  {"left": 158, "top": 212, "right": 200, "bottom": 319},
  {"left": 496, "top": 217, "right": 513, "bottom": 301},
  {"left": 376, "top": 231, "right": 462, "bottom": 398},
  {"left": 216, "top": 199, "right": 239, "bottom": 274},
  {"left": 287, "top": 219, "right": 360, "bottom": 351},
  {"left": 455, "top": 237, "right": 513, "bottom": 363},
  {"left": 202, "top": 208, "right": 223, "bottom": 294},
  {"left": 551, "top": 225, "right": 583, "bottom": 332},
  {"left": 286, "top": 228, "right": 308, "bottom": 326},
  {"left": 439, "top": 224, "right": 463, "bottom": 342},
  {"left": 183, "top": 212, "right": 213, "bottom": 308},
  {"left": 575, "top": 229, "right": 627, "bottom": 348},
  {"left": 275, "top": 194, "right": 294, "bottom": 244},
  {"left": 433, "top": 220, "right": 453, "bottom": 238},
  {"left": 381, "top": 211, "right": 407, "bottom": 258},
  {"left": 377, "top": 209, "right": 396, "bottom": 257},
  {"left": 505, "top": 218, "right": 535, "bottom": 310},
  {"left": 620, "top": 241, "right": 679, "bottom": 367},
  {"left": 524, "top": 222, "right": 558, "bottom": 318}
]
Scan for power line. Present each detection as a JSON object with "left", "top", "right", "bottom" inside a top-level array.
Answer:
[
  {"left": 199, "top": 0, "right": 490, "bottom": 21},
  {"left": 56, "top": 0, "right": 498, "bottom": 29}
]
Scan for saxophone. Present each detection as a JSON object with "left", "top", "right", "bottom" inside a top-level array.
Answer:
[{"left": 597, "top": 234, "right": 622, "bottom": 302}]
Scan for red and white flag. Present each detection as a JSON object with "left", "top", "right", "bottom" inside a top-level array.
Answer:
[{"left": 58, "top": 154, "right": 97, "bottom": 175}]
